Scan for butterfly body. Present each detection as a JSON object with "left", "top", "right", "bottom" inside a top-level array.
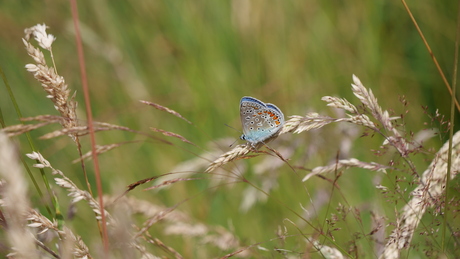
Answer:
[{"left": 239, "top": 96, "right": 284, "bottom": 146}]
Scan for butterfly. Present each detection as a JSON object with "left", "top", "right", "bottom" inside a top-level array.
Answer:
[{"left": 240, "top": 96, "right": 285, "bottom": 146}]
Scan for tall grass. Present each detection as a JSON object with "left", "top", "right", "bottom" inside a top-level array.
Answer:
[{"left": 0, "top": 1, "right": 459, "bottom": 258}]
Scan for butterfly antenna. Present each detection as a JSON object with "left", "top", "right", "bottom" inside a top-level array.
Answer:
[
  {"left": 229, "top": 139, "right": 239, "bottom": 147},
  {"left": 224, "top": 124, "right": 243, "bottom": 147},
  {"left": 224, "top": 124, "right": 242, "bottom": 133}
]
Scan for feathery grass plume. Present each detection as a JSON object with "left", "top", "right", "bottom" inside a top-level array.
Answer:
[
  {"left": 28, "top": 191, "right": 165, "bottom": 258},
  {"left": 350, "top": 75, "right": 413, "bottom": 156},
  {"left": 132, "top": 243, "right": 161, "bottom": 259},
  {"left": 27, "top": 208, "right": 58, "bottom": 236},
  {"left": 319, "top": 75, "right": 415, "bottom": 159},
  {"left": 279, "top": 112, "right": 342, "bottom": 135},
  {"left": 140, "top": 100, "right": 192, "bottom": 124},
  {"left": 23, "top": 24, "right": 78, "bottom": 141},
  {"left": 40, "top": 121, "right": 131, "bottom": 139},
  {"left": 205, "top": 144, "right": 252, "bottom": 173},
  {"left": 303, "top": 158, "right": 389, "bottom": 182},
  {"left": 136, "top": 206, "right": 179, "bottom": 238},
  {"left": 143, "top": 177, "right": 204, "bottom": 191},
  {"left": 379, "top": 130, "right": 460, "bottom": 258},
  {"left": 72, "top": 142, "right": 131, "bottom": 163},
  {"left": 0, "top": 133, "right": 37, "bottom": 258},
  {"left": 64, "top": 227, "right": 91, "bottom": 259},
  {"left": 26, "top": 152, "right": 114, "bottom": 224},
  {"left": 39, "top": 126, "right": 95, "bottom": 139},
  {"left": 1, "top": 115, "right": 65, "bottom": 137},
  {"left": 24, "top": 24, "right": 55, "bottom": 51},
  {"left": 27, "top": 209, "right": 91, "bottom": 258},
  {"left": 141, "top": 236, "right": 182, "bottom": 259},
  {"left": 2, "top": 121, "right": 54, "bottom": 137},
  {"left": 150, "top": 127, "right": 195, "bottom": 146}
]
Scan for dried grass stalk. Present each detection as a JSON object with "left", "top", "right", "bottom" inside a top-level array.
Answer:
[
  {"left": 140, "top": 100, "right": 191, "bottom": 124},
  {"left": 64, "top": 227, "right": 91, "bottom": 259},
  {"left": 151, "top": 128, "right": 195, "bottom": 145},
  {"left": 40, "top": 126, "right": 96, "bottom": 139},
  {"left": 303, "top": 158, "right": 389, "bottom": 181},
  {"left": 1, "top": 121, "right": 53, "bottom": 137},
  {"left": 279, "top": 113, "right": 340, "bottom": 135},
  {"left": 27, "top": 209, "right": 58, "bottom": 235},
  {"left": 1, "top": 115, "right": 64, "bottom": 137},
  {"left": 379, "top": 130, "right": 460, "bottom": 258},
  {"left": 204, "top": 144, "right": 252, "bottom": 173},
  {"left": 72, "top": 143, "right": 125, "bottom": 163},
  {"left": 0, "top": 133, "right": 37, "bottom": 258},
  {"left": 23, "top": 24, "right": 78, "bottom": 141},
  {"left": 26, "top": 152, "right": 114, "bottom": 224},
  {"left": 21, "top": 115, "right": 66, "bottom": 123},
  {"left": 132, "top": 243, "right": 160, "bottom": 259},
  {"left": 143, "top": 237, "right": 183, "bottom": 259},
  {"left": 350, "top": 75, "right": 413, "bottom": 157},
  {"left": 136, "top": 206, "right": 177, "bottom": 238},
  {"left": 27, "top": 209, "right": 91, "bottom": 258}
]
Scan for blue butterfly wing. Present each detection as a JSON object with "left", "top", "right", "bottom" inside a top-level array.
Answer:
[{"left": 240, "top": 97, "right": 284, "bottom": 144}]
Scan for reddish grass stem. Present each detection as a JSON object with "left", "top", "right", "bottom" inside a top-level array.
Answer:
[
  {"left": 69, "top": 0, "right": 109, "bottom": 255},
  {"left": 401, "top": 0, "right": 460, "bottom": 112}
]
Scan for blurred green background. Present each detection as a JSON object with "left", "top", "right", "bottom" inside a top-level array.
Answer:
[{"left": 1, "top": 1, "right": 458, "bottom": 258}]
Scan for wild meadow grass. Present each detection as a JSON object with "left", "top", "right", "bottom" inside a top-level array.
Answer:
[{"left": 0, "top": 1, "right": 459, "bottom": 258}]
